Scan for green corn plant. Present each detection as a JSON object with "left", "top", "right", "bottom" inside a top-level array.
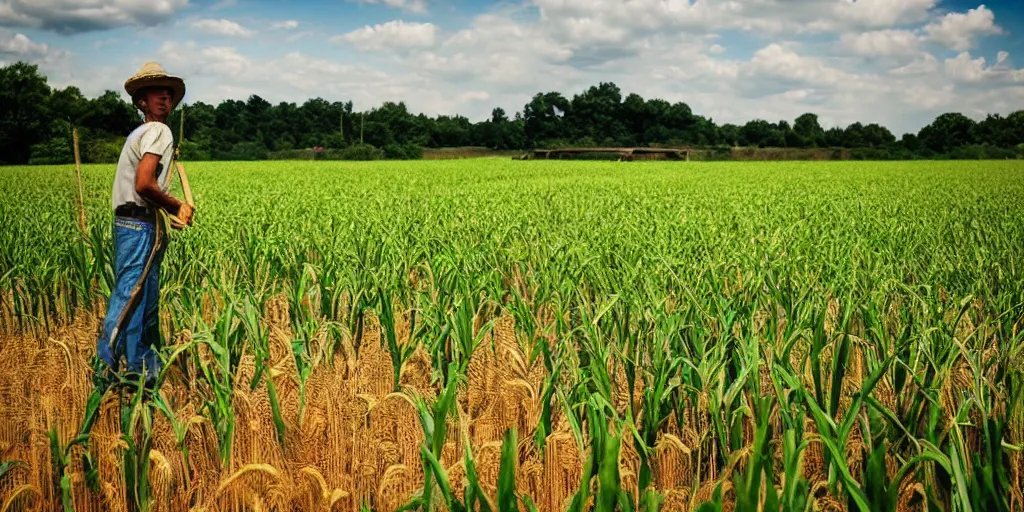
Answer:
[
  {"left": 65, "top": 358, "right": 111, "bottom": 495},
  {"left": 732, "top": 383, "right": 773, "bottom": 512},
  {"left": 119, "top": 379, "right": 155, "bottom": 512},
  {"left": 446, "top": 290, "right": 499, "bottom": 382},
  {"left": 944, "top": 334, "right": 1014, "bottom": 512},
  {"left": 88, "top": 220, "right": 115, "bottom": 298},
  {"left": 48, "top": 425, "right": 75, "bottom": 512},
  {"left": 377, "top": 289, "right": 418, "bottom": 393},
  {"left": 776, "top": 428, "right": 811, "bottom": 512},
  {"left": 418, "top": 443, "right": 463, "bottom": 512},
  {"left": 567, "top": 398, "right": 633, "bottom": 512},
  {"left": 411, "top": 363, "right": 463, "bottom": 511},
  {"left": 533, "top": 356, "right": 562, "bottom": 451},
  {"left": 692, "top": 484, "right": 725, "bottom": 512},
  {"left": 496, "top": 428, "right": 518, "bottom": 512},
  {"left": 777, "top": 338, "right": 899, "bottom": 512},
  {"left": 0, "top": 459, "right": 23, "bottom": 484},
  {"left": 5, "top": 155, "right": 1024, "bottom": 512},
  {"left": 192, "top": 302, "right": 246, "bottom": 467},
  {"left": 285, "top": 265, "right": 327, "bottom": 423},
  {"left": 766, "top": 350, "right": 813, "bottom": 512},
  {"left": 462, "top": 436, "right": 491, "bottom": 512},
  {"left": 237, "top": 297, "right": 287, "bottom": 449},
  {"left": 631, "top": 310, "right": 683, "bottom": 512},
  {"left": 67, "top": 237, "right": 95, "bottom": 313}
]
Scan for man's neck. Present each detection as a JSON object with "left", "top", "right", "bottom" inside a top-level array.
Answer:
[{"left": 144, "top": 113, "right": 167, "bottom": 124}]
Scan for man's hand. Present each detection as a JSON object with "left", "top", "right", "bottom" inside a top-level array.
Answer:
[
  {"left": 136, "top": 153, "right": 182, "bottom": 214},
  {"left": 177, "top": 203, "right": 194, "bottom": 226}
]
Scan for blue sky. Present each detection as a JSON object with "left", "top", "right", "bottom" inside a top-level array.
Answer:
[{"left": 1, "top": 0, "right": 1021, "bottom": 135}]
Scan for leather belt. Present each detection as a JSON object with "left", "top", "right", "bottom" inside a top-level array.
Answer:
[{"left": 115, "top": 202, "right": 155, "bottom": 222}]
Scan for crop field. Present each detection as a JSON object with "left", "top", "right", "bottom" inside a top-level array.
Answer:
[{"left": 1, "top": 159, "right": 1023, "bottom": 511}]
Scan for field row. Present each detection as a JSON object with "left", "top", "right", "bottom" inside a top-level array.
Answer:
[{"left": 1, "top": 160, "right": 1022, "bottom": 511}]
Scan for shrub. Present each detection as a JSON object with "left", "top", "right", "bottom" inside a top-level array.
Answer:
[
  {"left": 268, "top": 149, "right": 315, "bottom": 160},
  {"left": 383, "top": 144, "right": 407, "bottom": 160},
  {"left": 221, "top": 142, "right": 268, "bottom": 161},
  {"left": 382, "top": 143, "right": 424, "bottom": 160},
  {"left": 339, "top": 143, "right": 384, "bottom": 161},
  {"left": 179, "top": 140, "right": 211, "bottom": 161},
  {"left": 29, "top": 138, "right": 74, "bottom": 165},
  {"left": 401, "top": 142, "right": 424, "bottom": 160},
  {"left": 948, "top": 144, "right": 1019, "bottom": 160},
  {"left": 82, "top": 138, "right": 123, "bottom": 164},
  {"left": 323, "top": 133, "right": 348, "bottom": 150}
]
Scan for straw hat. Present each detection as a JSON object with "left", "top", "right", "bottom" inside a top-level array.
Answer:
[{"left": 124, "top": 61, "right": 185, "bottom": 108}]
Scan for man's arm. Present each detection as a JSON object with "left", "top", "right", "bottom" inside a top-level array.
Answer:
[{"left": 135, "top": 153, "right": 191, "bottom": 222}]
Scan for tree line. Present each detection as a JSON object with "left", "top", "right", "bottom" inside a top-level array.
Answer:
[{"left": 2, "top": 61, "right": 1022, "bottom": 165}]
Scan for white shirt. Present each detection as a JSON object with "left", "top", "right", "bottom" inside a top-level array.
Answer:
[{"left": 112, "top": 122, "right": 174, "bottom": 210}]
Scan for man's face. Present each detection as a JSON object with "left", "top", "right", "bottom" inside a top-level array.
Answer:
[{"left": 141, "top": 88, "right": 173, "bottom": 119}]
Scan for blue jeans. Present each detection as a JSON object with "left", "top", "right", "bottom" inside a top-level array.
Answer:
[{"left": 96, "top": 216, "right": 166, "bottom": 379}]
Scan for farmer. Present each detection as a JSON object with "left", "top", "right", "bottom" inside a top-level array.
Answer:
[{"left": 95, "top": 62, "right": 193, "bottom": 387}]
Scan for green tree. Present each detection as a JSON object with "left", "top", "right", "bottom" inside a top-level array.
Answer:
[
  {"left": 523, "top": 92, "right": 570, "bottom": 147},
  {"left": 823, "top": 126, "right": 845, "bottom": 147},
  {"left": 794, "top": 113, "right": 824, "bottom": 146},
  {"left": 182, "top": 101, "right": 217, "bottom": 142},
  {"left": 739, "top": 120, "right": 773, "bottom": 147},
  {"left": 569, "top": 82, "right": 626, "bottom": 143},
  {"left": 718, "top": 124, "right": 740, "bottom": 146},
  {"left": 47, "top": 86, "right": 89, "bottom": 126},
  {"left": 972, "top": 112, "right": 1024, "bottom": 148},
  {"left": 861, "top": 123, "right": 895, "bottom": 147},
  {"left": 918, "top": 113, "right": 976, "bottom": 153},
  {"left": 899, "top": 133, "right": 921, "bottom": 152},
  {"left": 0, "top": 62, "right": 51, "bottom": 164},
  {"left": 82, "top": 90, "right": 136, "bottom": 136}
]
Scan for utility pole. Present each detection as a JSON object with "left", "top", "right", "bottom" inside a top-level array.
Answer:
[
  {"left": 177, "top": 106, "right": 185, "bottom": 159},
  {"left": 340, "top": 107, "right": 344, "bottom": 141},
  {"left": 360, "top": 112, "right": 364, "bottom": 144}
]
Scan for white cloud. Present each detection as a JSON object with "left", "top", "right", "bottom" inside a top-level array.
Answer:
[
  {"left": 0, "top": 31, "right": 74, "bottom": 86},
  {"left": 557, "top": 16, "right": 629, "bottom": 45},
  {"left": 0, "top": 31, "right": 69, "bottom": 68},
  {"left": 944, "top": 51, "right": 1023, "bottom": 83},
  {"left": 190, "top": 18, "right": 254, "bottom": 38},
  {"left": 781, "top": 88, "right": 814, "bottom": 102},
  {"left": 830, "top": 0, "right": 937, "bottom": 30},
  {"left": 458, "top": 90, "right": 490, "bottom": 102},
  {"left": 0, "top": 0, "right": 188, "bottom": 34},
  {"left": 286, "top": 30, "right": 313, "bottom": 43},
  {"left": 839, "top": 29, "right": 920, "bottom": 57},
  {"left": 152, "top": 40, "right": 479, "bottom": 113},
  {"left": 351, "top": 0, "right": 427, "bottom": 14},
  {"left": 889, "top": 53, "right": 939, "bottom": 76},
  {"left": 334, "top": 20, "right": 437, "bottom": 51},
  {"left": 157, "top": 42, "right": 251, "bottom": 76},
  {"left": 923, "top": 5, "right": 1002, "bottom": 51},
  {"left": 271, "top": 20, "right": 299, "bottom": 30},
  {"left": 745, "top": 43, "right": 852, "bottom": 87},
  {"left": 0, "top": 32, "right": 48, "bottom": 55},
  {"left": 358, "top": 8, "right": 1016, "bottom": 133},
  {"left": 656, "top": 53, "right": 740, "bottom": 82},
  {"left": 9, "top": 0, "right": 1021, "bottom": 139},
  {"left": 530, "top": 0, "right": 941, "bottom": 43}
]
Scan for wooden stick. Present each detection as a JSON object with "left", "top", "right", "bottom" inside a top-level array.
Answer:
[
  {"left": 177, "top": 162, "right": 194, "bottom": 206},
  {"left": 168, "top": 107, "right": 195, "bottom": 229},
  {"left": 167, "top": 163, "right": 195, "bottom": 228},
  {"left": 72, "top": 127, "right": 87, "bottom": 235}
]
